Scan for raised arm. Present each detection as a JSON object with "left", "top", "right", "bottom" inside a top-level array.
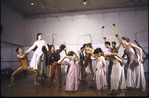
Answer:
[
  {"left": 129, "top": 43, "right": 143, "bottom": 62},
  {"left": 116, "top": 34, "right": 121, "bottom": 50}
]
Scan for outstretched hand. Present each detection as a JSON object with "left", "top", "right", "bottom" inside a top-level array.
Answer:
[
  {"left": 25, "top": 51, "right": 30, "bottom": 54},
  {"left": 122, "top": 60, "right": 125, "bottom": 65},
  {"left": 103, "top": 37, "right": 106, "bottom": 41}
]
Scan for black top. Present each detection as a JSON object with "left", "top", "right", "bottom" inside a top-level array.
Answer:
[{"left": 49, "top": 53, "right": 59, "bottom": 65}]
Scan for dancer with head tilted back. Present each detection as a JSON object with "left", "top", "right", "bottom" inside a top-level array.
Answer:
[{"left": 120, "top": 36, "right": 146, "bottom": 91}]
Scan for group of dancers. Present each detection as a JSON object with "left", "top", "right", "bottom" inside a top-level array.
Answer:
[{"left": 8, "top": 33, "right": 146, "bottom": 96}]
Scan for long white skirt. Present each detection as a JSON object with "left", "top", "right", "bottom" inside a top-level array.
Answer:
[
  {"left": 126, "top": 54, "right": 146, "bottom": 89},
  {"left": 30, "top": 51, "right": 43, "bottom": 70},
  {"left": 96, "top": 67, "right": 107, "bottom": 90},
  {"left": 111, "top": 60, "right": 126, "bottom": 90}
]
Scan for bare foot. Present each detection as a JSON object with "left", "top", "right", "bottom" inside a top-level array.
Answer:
[
  {"left": 34, "top": 82, "right": 40, "bottom": 85},
  {"left": 141, "top": 88, "right": 146, "bottom": 91},
  {"left": 103, "top": 86, "right": 107, "bottom": 89},
  {"left": 78, "top": 80, "right": 80, "bottom": 84},
  {"left": 54, "top": 79, "right": 56, "bottom": 83},
  {"left": 7, "top": 84, "right": 12, "bottom": 87}
]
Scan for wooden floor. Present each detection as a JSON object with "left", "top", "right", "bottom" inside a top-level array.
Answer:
[{"left": 1, "top": 72, "right": 148, "bottom": 97}]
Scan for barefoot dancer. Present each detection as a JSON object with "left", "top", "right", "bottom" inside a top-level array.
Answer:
[
  {"left": 82, "top": 43, "right": 94, "bottom": 81},
  {"left": 57, "top": 51, "right": 80, "bottom": 92},
  {"left": 121, "top": 37, "right": 146, "bottom": 91},
  {"left": 87, "top": 48, "right": 108, "bottom": 90},
  {"left": 8, "top": 47, "right": 40, "bottom": 87},
  {"left": 96, "top": 48, "right": 126, "bottom": 96}
]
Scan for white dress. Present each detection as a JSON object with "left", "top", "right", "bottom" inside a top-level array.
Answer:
[
  {"left": 27, "top": 40, "right": 48, "bottom": 70},
  {"left": 62, "top": 58, "right": 78, "bottom": 91},
  {"left": 126, "top": 45, "right": 146, "bottom": 89},
  {"left": 95, "top": 56, "right": 107, "bottom": 90},
  {"left": 104, "top": 52, "right": 126, "bottom": 90}
]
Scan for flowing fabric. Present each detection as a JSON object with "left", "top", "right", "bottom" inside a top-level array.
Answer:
[
  {"left": 110, "top": 59, "right": 126, "bottom": 90},
  {"left": 126, "top": 45, "right": 146, "bottom": 89},
  {"left": 95, "top": 57, "right": 107, "bottom": 90},
  {"left": 27, "top": 40, "right": 48, "bottom": 70},
  {"left": 104, "top": 52, "right": 126, "bottom": 90},
  {"left": 62, "top": 58, "right": 78, "bottom": 91}
]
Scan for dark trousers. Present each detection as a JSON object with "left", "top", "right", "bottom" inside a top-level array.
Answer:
[
  {"left": 49, "top": 64, "right": 61, "bottom": 86},
  {"left": 80, "top": 59, "right": 84, "bottom": 79},
  {"left": 107, "top": 61, "right": 113, "bottom": 86}
]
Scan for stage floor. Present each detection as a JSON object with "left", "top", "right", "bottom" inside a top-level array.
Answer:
[{"left": 1, "top": 72, "right": 148, "bottom": 97}]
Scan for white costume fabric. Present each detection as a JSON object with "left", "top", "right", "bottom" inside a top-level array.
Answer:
[
  {"left": 95, "top": 56, "right": 107, "bottom": 90},
  {"left": 27, "top": 40, "right": 48, "bottom": 70},
  {"left": 104, "top": 52, "right": 126, "bottom": 90},
  {"left": 105, "top": 47, "right": 112, "bottom": 85},
  {"left": 126, "top": 44, "right": 146, "bottom": 89},
  {"left": 62, "top": 58, "right": 78, "bottom": 91}
]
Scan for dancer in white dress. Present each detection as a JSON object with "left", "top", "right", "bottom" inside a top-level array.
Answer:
[
  {"left": 121, "top": 37, "right": 146, "bottom": 91},
  {"left": 84, "top": 46, "right": 107, "bottom": 90},
  {"left": 55, "top": 51, "right": 80, "bottom": 92},
  {"left": 97, "top": 48, "right": 126, "bottom": 96},
  {"left": 27, "top": 33, "right": 49, "bottom": 70},
  {"left": 93, "top": 48, "right": 108, "bottom": 90},
  {"left": 104, "top": 41, "right": 112, "bottom": 86}
]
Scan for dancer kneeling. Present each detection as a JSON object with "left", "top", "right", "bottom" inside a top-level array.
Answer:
[
  {"left": 8, "top": 47, "right": 40, "bottom": 87},
  {"left": 56, "top": 51, "right": 80, "bottom": 92}
]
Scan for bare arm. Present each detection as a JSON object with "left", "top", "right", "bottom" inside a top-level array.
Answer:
[
  {"left": 57, "top": 56, "right": 72, "bottom": 64},
  {"left": 105, "top": 52, "right": 125, "bottom": 65},
  {"left": 116, "top": 34, "right": 121, "bottom": 50},
  {"left": 129, "top": 43, "right": 143, "bottom": 62},
  {"left": 74, "top": 53, "right": 80, "bottom": 61},
  {"left": 17, "top": 51, "right": 29, "bottom": 59}
]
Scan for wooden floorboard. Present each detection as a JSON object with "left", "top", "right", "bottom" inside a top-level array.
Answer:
[{"left": 1, "top": 73, "right": 148, "bottom": 97}]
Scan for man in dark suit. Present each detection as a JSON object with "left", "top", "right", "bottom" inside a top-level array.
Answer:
[{"left": 80, "top": 47, "right": 85, "bottom": 80}]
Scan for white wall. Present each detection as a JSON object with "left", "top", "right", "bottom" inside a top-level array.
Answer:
[
  {"left": 24, "top": 7, "right": 148, "bottom": 46},
  {"left": 1, "top": 1, "right": 26, "bottom": 46}
]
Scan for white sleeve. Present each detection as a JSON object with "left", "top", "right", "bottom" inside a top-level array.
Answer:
[
  {"left": 43, "top": 40, "right": 49, "bottom": 51},
  {"left": 27, "top": 41, "right": 37, "bottom": 52},
  {"left": 45, "top": 44, "right": 49, "bottom": 51}
]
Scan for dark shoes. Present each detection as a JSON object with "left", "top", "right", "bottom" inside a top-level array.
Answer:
[{"left": 59, "top": 85, "right": 62, "bottom": 88}]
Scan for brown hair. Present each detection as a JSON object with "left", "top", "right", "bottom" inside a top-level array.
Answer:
[
  {"left": 121, "top": 37, "right": 137, "bottom": 55},
  {"left": 86, "top": 43, "right": 92, "bottom": 48},
  {"left": 121, "top": 36, "right": 130, "bottom": 42},
  {"left": 67, "top": 51, "right": 75, "bottom": 56}
]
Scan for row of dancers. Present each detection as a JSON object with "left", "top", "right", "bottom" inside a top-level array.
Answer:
[{"left": 7, "top": 33, "right": 146, "bottom": 96}]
